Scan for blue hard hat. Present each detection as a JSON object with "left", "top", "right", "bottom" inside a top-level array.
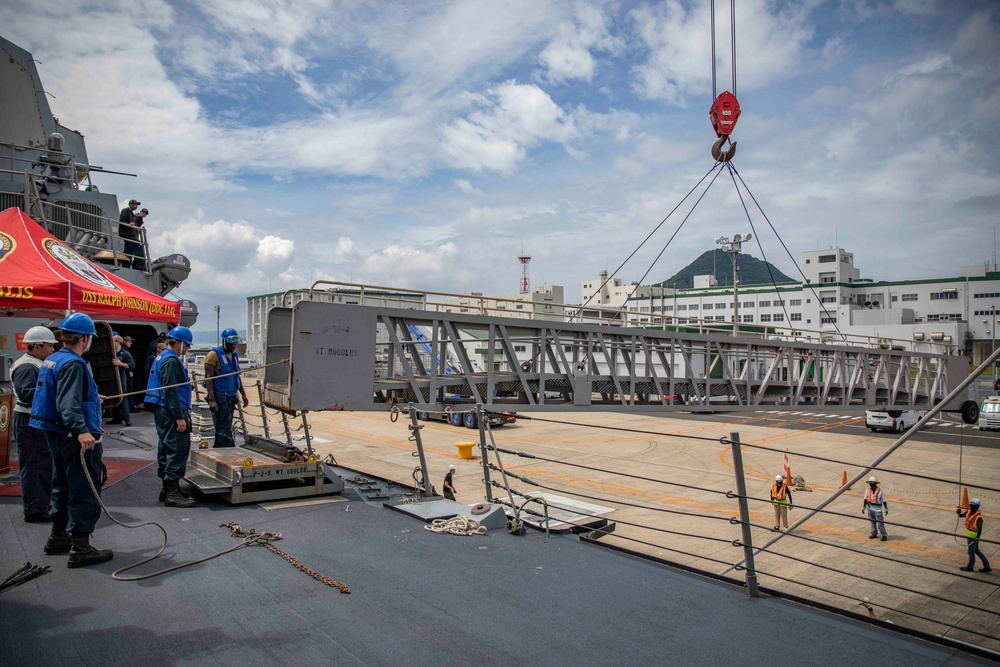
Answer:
[
  {"left": 59, "top": 313, "right": 96, "bottom": 336},
  {"left": 221, "top": 327, "right": 241, "bottom": 344},
  {"left": 167, "top": 326, "right": 193, "bottom": 345}
]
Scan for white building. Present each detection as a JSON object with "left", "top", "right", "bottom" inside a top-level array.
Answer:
[
  {"left": 438, "top": 284, "right": 566, "bottom": 321},
  {"left": 581, "top": 248, "right": 998, "bottom": 363}
]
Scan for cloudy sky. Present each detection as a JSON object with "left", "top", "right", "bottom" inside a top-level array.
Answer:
[{"left": 3, "top": 0, "right": 998, "bottom": 330}]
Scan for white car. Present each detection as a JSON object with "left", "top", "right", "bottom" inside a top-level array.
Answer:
[
  {"left": 865, "top": 408, "right": 926, "bottom": 433},
  {"left": 980, "top": 398, "right": 1000, "bottom": 431}
]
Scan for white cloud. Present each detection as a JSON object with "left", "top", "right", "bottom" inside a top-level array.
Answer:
[
  {"left": 629, "top": 0, "right": 813, "bottom": 105},
  {"left": 454, "top": 179, "right": 484, "bottom": 195},
  {"left": 538, "top": 3, "right": 622, "bottom": 84},
  {"left": 335, "top": 236, "right": 357, "bottom": 257},
  {"left": 441, "top": 81, "right": 579, "bottom": 173},
  {"left": 363, "top": 243, "right": 460, "bottom": 277}
]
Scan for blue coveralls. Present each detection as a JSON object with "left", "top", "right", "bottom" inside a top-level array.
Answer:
[
  {"left": 11, "top": 354, "right": 53, "bottom": 517},
  {"left": 207, "top": 346, "right": 241, "bottom": 448},
  {"left": 145, "top": 349, "right": 191, "bottom": 481},
  {"left": 114, "top": 346, "right": 134, "bottom": 423},
  {"left": 29, "top": 349, "right": 104, "bottom": 534}
]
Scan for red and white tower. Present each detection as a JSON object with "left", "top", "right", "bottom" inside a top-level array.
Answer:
[{"left": 518, "top": 252, "right": 531, "bottom": 294}]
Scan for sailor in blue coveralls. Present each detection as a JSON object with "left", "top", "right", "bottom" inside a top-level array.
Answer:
[
  {"left": 10, "top": 326, "right": 58, "bottom": 523},
  {"left": 204, "top": 327, "right": 249, "bottom": 448},
  {"left": 145, "top": 326, "right": 197, "bottom": 508},
  {"left": 30, "top": 313, "right": 113, "bottom": 568}
]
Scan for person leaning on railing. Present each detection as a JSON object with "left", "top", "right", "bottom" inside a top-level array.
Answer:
[{"left": 118, "top": 198, "right": 147, "bottom": 271}]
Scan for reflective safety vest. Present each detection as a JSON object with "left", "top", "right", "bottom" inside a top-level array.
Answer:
[
  {"left": 771, "top": 482, "right": 789, "bottom": 505},
  {"left": 29, "top": 349, "right": 102, "bottom": 436},
  {"left": 144, "top": 348, "right": 191, "bottom": 410},
  {"left": 208, "top": 346, "right": 241, "bottom": 397},
  {"left": 865, "top": 486, "right": 884, "bottom": 506},
  {"left": 11, "top": 353, "right": 42, "bottom": 414},
  {"left": 965, "top": 510, "right": 983, "bottom": 539}
]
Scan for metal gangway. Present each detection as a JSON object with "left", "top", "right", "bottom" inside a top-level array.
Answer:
[{"left": 262, "top": 300, "right": 972, "bottom": 416}]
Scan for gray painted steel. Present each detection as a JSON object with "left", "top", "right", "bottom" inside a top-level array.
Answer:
[{"left": 264, "top": 301, "right": 966, "bottom": 414}]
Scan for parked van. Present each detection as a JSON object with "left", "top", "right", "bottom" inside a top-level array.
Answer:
[
  {"left": 980, "top": 397, "right": 1000, "bottom": 431},
  {"left": 865, "top": 408, "right": 926, "bottom": 433}
]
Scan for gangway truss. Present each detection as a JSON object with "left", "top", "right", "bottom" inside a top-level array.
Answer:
[{"left": 263, "top": 301, "right": 968, "bottom": 415}]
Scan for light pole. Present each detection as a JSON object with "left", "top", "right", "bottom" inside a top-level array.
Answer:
[
  {"left": 214, "top": 304, "right": 221, "bottom": 343},
  {"left": 991, "top": 306, "right": 997, "bottom": 376},
  {"left": 715, "top": 233, "right": 752, "bottom": 336}
]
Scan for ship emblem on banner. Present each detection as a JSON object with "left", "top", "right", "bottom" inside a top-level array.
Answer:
[
  {"left": 42, "top": 238, "right": 123, "bottom": 292},
  {"left": 0, "top": 231, "right": 14, "bottom": 265}
]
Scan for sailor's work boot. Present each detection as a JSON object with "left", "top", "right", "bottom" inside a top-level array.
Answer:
[
  {"left": 159, "top": 480, "right": 191, "bottom": 503},
  {"left": 163, "top": 480, "right": 196, "bottom": 508},
  {"left": 67, "top": 533, "right": 113, "bottom": 568},
  {"left": 44, "top": 522, "right": 72, "bottom": 555}
]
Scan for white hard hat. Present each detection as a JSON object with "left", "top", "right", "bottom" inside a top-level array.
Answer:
[
  {"left": 448, "top": 464, "right": 456, "bottom": 470},
  {"left": 775, "top": 474, "right": 784, "bottom": 481},
  {"left": 868, "top": 476, "right": 878, "bottom": 483},
  {"left": 970, "top": 498, "right": 981, "bottom": 506},
  {"left": 23, "top": 326, "right": 57, "bottom": 344}
]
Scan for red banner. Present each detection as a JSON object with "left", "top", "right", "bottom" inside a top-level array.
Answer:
[{"left": 0, "top": 207, "right": 179, "bottom": 322}]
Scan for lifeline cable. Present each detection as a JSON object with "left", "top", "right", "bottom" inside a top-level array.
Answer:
[
  {"left": 734, "top": 516, "right": 1000, "bottom": 586},
  {"left": 488, "top": 464, "right": 733, "bottom": 544},
  {"left": 490, "top": 445, "right": 731, "bottom": 497},
  {"left": 103, "top": 357, "right": 289, "bottom": 402},
  {"left": 734, "top": 491, "right": 1000, "bottom": 547}
]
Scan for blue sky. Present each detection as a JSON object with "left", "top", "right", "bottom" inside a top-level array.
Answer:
[{"left": 3, "top": 0, "right": 998, "bottom": 330}]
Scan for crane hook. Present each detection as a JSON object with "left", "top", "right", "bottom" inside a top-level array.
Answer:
[
  {"left": 709, "top": 91, "right": 741, "bottom": 162},
  {"left": 712, "top": 136, "right": 737, "bottom": 163}
]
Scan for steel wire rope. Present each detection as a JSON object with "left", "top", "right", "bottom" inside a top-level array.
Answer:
[
  {"left": 608, "top": 162, "right": 730, "bottom": 333},
  {"left": 506, "top": 412, "right": 1000, "bottom": 495},
  {"left": 720, "top": 436, "right": 1000, "bottom": 497},
  {"left": 506, "top": 413, "right": 724, "bottom": 443},
  {"left": 726, "top": 162, "right": 849, "bottom": 341},
  {"left": 725, "top": 162, "right": 794, "bottom": 326},
  {"left": 485, "top": 456, "right": 735, "bottom": 523},
  {"left": 733, "top": 534, "right": 1000, "bottom": 618},
  {"left": 730, "top": 0, "right": 737, "bottom": 97},
  {"left": 747, "top": 565, "right": 1000, "bottom": 644},
  {"left": 489, "top": 446, "right": 731, "bottom": 497},
  {"left": 492, "top": 495, "right": 737, "bottom": 566},
  {"left": 104, "top": 358, "right": 289, "bottom": 402},
  {"left": 733, "top": 516, "right": 1000, "bottom": 585},
  {"left": 489, "top": 464, "right": 735, "bottom": 541},
  {"left": 517, "top": 162, "right": 723, "bottom": 371},
  {"left": 734, "top": 492, "right": 1000, "bottom": 547}
]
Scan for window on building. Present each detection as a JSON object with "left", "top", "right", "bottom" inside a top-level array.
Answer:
[
  {"left": 677, "top": 305, "right": 688, "bottom": 311},
  {"left": 760, "top": 314, "right": 772, "bottom": 322},
  {"left": 927, "top": 314, "right": 962, "bottom": 322},
  {"left": 901, "top": 294, "right": 918, "bottom": 301},
  {"left": 789, "top": 299, "right": 802, "bottom": 306},
  {"left": 759, "top": 300, "right": 771, "bottom": 307},
  {"left": 806, "top": 298, "right": 811, "bottom": 303},
  {"left": 790, "top": 313, "right": 802, "bottom": 321},
  {"left": 514, "top": 345, "right": 526, "bottom": 352},
  {"left": 742, "top": 314, "right": 754, "bottom": 322},
  {"left": 703, "top": 303, "right": 713, "bottom": 310},
  {"left": 975, "top": 310, "right": 999, "bottom": 316},
  {"left": 640, "top": 306, "right": 649, "bottom": 312},
  {"left": 742, "top": 301, "right": 754, "bottom": 308},
  {"left": 930, "top": 292, "right": 958, "bottom": 300},
  {"left": 716, "top": 303, "right": 727, "bottom": 309},
  {"left": 516, "top": 304, "right": 523, "bottom": 309},
  {"left": 664, "top": 305, "right": 673, "bottom": 312},
  {"left": 821, "top": 297, "right": 836, "bottom": 304},
  {"left": 821, "top": 316, "right": 837, "bottom": 324},
  {"left": 975, "top": 292, "right": 1000, "bottom": 299},
  {"left": 773, "top": 313, "right": 784, "bottom": 321},
  {"left": 805, "top": 259, "right": 810, "bottom": 264},
  {"left": 714, "top": 316, "right": 725, "bottom": 321},
  {"left": 689, "top": 304, "right": 699, "bottom": 310},
  {"left": 819, "top": 255, "right": 836, "bottom": 263},
  {"left": 891, "top": 295, "right": 898, "bottom": 302}
]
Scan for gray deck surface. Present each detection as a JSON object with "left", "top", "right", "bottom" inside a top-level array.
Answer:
[{"left": 0, "top": 412, "right": 992, "bottom": 666}]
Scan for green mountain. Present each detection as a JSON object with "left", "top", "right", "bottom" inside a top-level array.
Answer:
[{"left": 658, "top": 249, "right": 795, "bottom": 289}]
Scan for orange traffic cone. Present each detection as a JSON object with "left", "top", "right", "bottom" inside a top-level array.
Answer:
[
  {"left": 841, "top": 470, "right": 848, "bottom": 488},
  {"left": 960, "top": 487, "right": 970, "bottom": 511}
]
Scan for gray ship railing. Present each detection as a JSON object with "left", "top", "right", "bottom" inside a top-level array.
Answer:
[{"left": 1, "top": 166, "right": 152, "bottom": 271}]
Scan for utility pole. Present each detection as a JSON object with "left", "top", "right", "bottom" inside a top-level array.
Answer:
[
  {"left": 214, "top": 304, "right": 220, "bottom": 342},
  {"left": 715, "top": 233, "right": 751, "bottom": 336}
]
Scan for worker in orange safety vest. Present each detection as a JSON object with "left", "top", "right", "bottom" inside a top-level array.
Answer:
[
  {"left": 770, "top": 474, "right": 793, "bottom": 531},
  {"left": 957, "top": 499, "right": 992, "bottom": 573}
]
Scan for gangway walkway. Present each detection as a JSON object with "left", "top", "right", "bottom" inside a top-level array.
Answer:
[{"left": 263, "top": 301, "right": 970, "bottom": 415}]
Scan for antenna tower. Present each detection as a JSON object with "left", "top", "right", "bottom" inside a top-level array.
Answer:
[{"left": 518, "top": 251, "right": 531, "bottom": 294}]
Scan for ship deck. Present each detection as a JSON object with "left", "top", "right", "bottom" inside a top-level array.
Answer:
[{"left": 0, "top": 408, "right": 996, "bottom": 666}]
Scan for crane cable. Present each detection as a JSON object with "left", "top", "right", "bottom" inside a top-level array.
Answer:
[{"left": 709, "top": 0, "right": 737, "bottom": 99}]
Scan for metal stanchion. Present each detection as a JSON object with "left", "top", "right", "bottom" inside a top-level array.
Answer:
[{"left": 730, "top": 432, "right": 759, "bottom": 598}]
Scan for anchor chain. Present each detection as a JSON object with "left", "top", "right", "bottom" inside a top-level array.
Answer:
[{"left": 222, "top": 522, "right": 351, "bottom": 594}]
